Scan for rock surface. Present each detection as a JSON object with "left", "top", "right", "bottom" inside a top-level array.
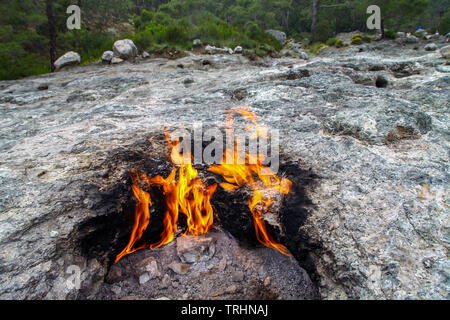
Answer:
[
  {"left": 99, "top": 230, "right": 317, "bottom": 299},
  {"left": 0, "top": 37, "right": 448, "bottom": 300},
  {"left": 54, "top": 51, "right": 81, "bottom": 71}
]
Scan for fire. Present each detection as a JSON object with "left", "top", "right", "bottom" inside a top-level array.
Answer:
[
  {"left": 115, "top": 132, "right": 217, "bottom": 263},
  {"left": 115, "top": 107, "right": 292, "bottom": 263},
  {"left": 208, "top": 107, "right": 292, "bottom": 256}
]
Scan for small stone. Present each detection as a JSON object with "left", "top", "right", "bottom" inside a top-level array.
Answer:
[
  {"left": 168, "top": 261, "right": 190, "bottom": 275},
  {"left": 160, "top": 274, "right": 171, "bottom": 289},
  {"left": 105, "top": 264, "right": 122, "bottom": 284},
  {"left": 218, "top": 258, "right": 227, "bottom": 272},
  {"left": 37, "top": 84, "right": 49, "bottom": 91},
  {"left": 155, "top": 297, "right": 170, "bottom": 300},
  {"left": 139, "top": 272, "right": 151, "bottom": 285},
  {"left": 193, "top": 39, "right": 202, "bottom": 47},
  {"left": 142, "top": 51, "right": 150, "bottom": 58},
  {"left": 50, "top": 230, "right": 59, "bottom": 237},
  {"left": 424, "top": 43, "right": 437, "bottom": 51},
  {"left": 234, "top": 46, "right": 243, "bottom": 54},
  {"left": 136, "top": 257, "right": 161, "bottom": 279},
  {"left": 111, "top": 285, "right": 121, "bottom": 295},
  {"left": 176, "top": 235, "right": 215, "bottom": 263},
  {"left": 440, "top": 45, "right": 450, "bottom": 59},
  {"left": 232, "top": 271, "right": 245, "bottom": 282},
  {"left": 111, "top": 57, "right": 124, "bottom": 64},
  {"left": 183, "top": 78, "right": 194, "bottom": 85},
  {"left": 264, "top": 276, "right": 271, "bottom": 287}
]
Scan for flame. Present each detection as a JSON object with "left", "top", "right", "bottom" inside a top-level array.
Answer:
[
  {"left": 115, "top": 132, "right": 217, "bottom": 263},
  {"left": 115, "top": 170, "right": 152, "bottom": 263},
  {"left": 208, "top": 106, "right": 292, "bottom": 256},
  {"left": 116, "top": 107, "right": 292, "bottom": 263}
]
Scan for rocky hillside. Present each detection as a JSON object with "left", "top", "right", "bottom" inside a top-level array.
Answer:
[{"left": 0, "top": 36, "right": 448, "bottom": 299}]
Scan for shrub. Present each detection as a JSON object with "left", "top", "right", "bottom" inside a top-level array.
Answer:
[
  {"left": 326, "top": 37, "right": 337, "bottom": 47},
  {"left": 439, "top": 10, "right": 450, "bottom": 35},
  {"left": 362, "top": 36, "right": 372, "bottom": 43},
  {"left": 335, "top": 38, "right": 344, "bottom": 48},
  {"left": 312, "top": 20, "right": 335, "bottom": 43},
  {"left": 384, "top": 29, "right": 397, "bottom": 39},
  {"left": 351, "top": 34, "right": 363, "bottom": 45}
]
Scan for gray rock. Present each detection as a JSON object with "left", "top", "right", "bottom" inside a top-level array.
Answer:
[
  {"left": 111, "top": 57, "right": 124, "bottom": 64},
  {"left": 440, "top": 45, "right": 450, "bottom": 59},
  {"left": 168, "top": 262, "right": 190, "bottom": 275},
  {"left": 232, "top": 271, "right": 245, "bottom": 282},
  {"left": 113, "top": 39, "right": 138, "bottom": 59},
  {"left": 204, "top": 45, "right": 233, "bottom": 55},
  {"left": 139, "top": 272, "right": 151, "bottom": 285},
  {"left": 265, "top": 29, "right": 286, "bottom": 44},
  {"left": 101, "top": 51, "right": 114, "bottom": 63},
  {"left": 0, "top": 40, "right": 448, "bottom": 301},
  {"left": 424, "top": 43, "right": 437, "bottom": 51},
  {"left": 405, "top": 35, "right": 419, "bottom": 44},
  {"left": 142, "top": 51, "right": 150, "bottom": 59},
  {"left": 396, "top": 32, "right": 406, "bottom": 38},
  {"left": 176, "top": 235, "right": 215, "bottom": 263},
  {"left": 193, "top": 39, "right": 202, "bottom": 47},
  {"left": 54, "top": 51, "right": 80, "bottom": 71},
  {"left": 234, "top": 46, "right": 243, "bottom": 54}
]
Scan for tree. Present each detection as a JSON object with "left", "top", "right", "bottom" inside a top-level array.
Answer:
[
  {"left": 45, "top": 0, "right": 57, "bottom": 72},
  {"left": 371, "top": 0, "right": 430, "bottom": 35}
]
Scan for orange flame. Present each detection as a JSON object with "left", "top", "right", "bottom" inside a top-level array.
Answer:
[
  {"left": 115, "top": 132, "right": 217, "bottom": 263},
  {"left": 209, "top": 106, "right": 292, "bottom": 256},
  {"left": 116, "top": 107, "right": 292, "bottom": 263}
]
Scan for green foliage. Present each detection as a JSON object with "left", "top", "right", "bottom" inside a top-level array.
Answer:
[
  {"left": 326, "top": 38, "right": 338, "bottom": 46},
  {"left": 384, "top": 29, "right": 397, "bottom": 39},
  {"left": 351, "top": 34, "right": 363, "bottom": 44},
  {"left": 335, "top": 38, "right": 344, "bottom": 48},
  {"left": 312, "top": 20, "right": 335, "bottom": 43},
  {"left": 362, "top": 36, "right": 372, "bottom": 43},
  {"left": 439, "top": 9, "right": 450, "bottom": 34}
]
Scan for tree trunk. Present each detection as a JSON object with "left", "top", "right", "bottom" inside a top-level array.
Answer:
[
  {"left": 311, "top": 0, "right": 320, "bottom": 35},
  {"left": 46, "top": 0, "right": 57, "bottom": 72},
  {"left": 380, "top": 16, "right": 385, "bottom": 38}
]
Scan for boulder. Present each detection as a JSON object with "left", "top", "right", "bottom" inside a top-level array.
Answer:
[
  {"left": 424, "top": 43, "right": 437, "bottom": 51},
  {"left": 111, "top": 57, "right": 124, "bottom": 64},
  {"left": 113, "top": 39, "right": 138, "bottom": 59},
  {"left": 233, "top": 46, "right": 243, "bottom": 54},
  {"left": 101, "top": 51, "right": 114, "bottom": 63},
  {"left": 265, "top": 29, "right": 286, "bottom": 44},
  {"left": 204, "top": 45, "right": 233, "bottom": 55},
  {"left": 54, "top": 51, "right": 80, "bottom": 71},
  {"left": 405, "top": 35, "right": 419, "bottom": 44},
  {"left": 440, "top": 45, "right": 450, "bottom": 59},
  {"left": 193, "top": 39, "right": 202, "bottom": 47}
]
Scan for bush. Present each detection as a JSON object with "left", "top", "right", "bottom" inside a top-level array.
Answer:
[
  {"left": 335, "top": 38, "right": 344, "bottom": 48},
  {"left": 326, "top": 37, "right": 337, "bottom": 46},
  {"left": 384, "top": 29, "right": 397, "bottom": 39},
  {"left": 362, "top": 36, "right": 372, "bottom": 43},
  {"left": 438, "top": 10, "right": 450, "bottom": 35},
  {"left": 312, "top": 20, "right": 335, "bottom": 43},
  {"left": 351, "top": 34, "right": 363, "bottom": 44}
]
